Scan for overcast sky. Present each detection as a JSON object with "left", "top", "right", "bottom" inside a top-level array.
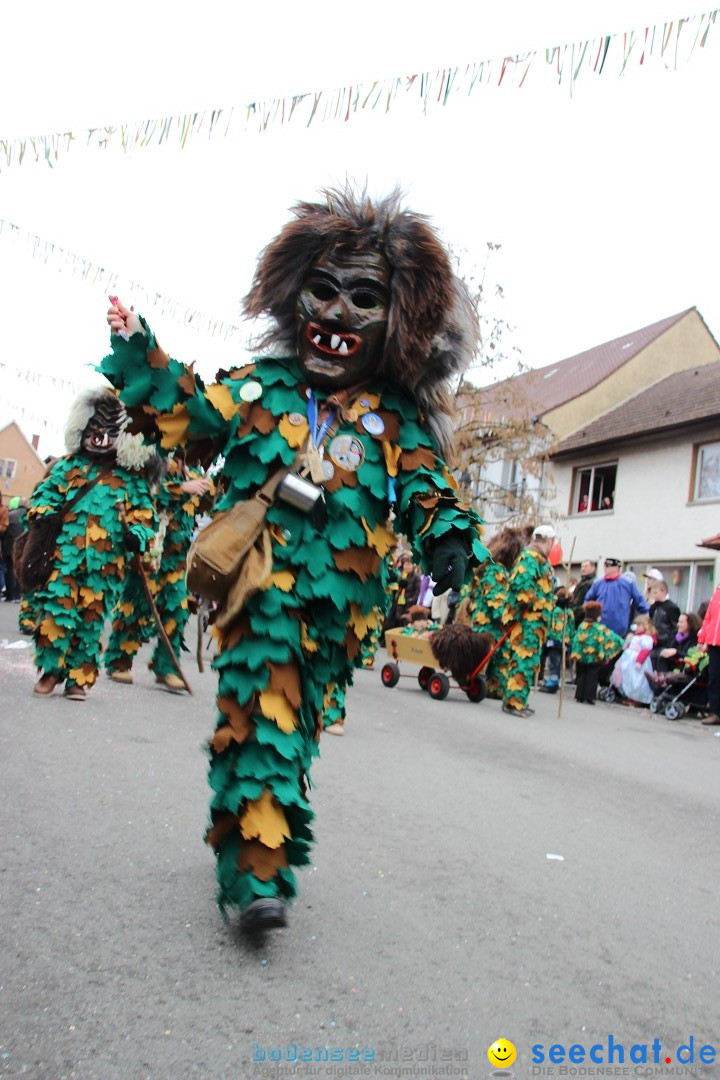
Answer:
[{"left": 1, "top": 0, "right": 718, "bottom": 456}]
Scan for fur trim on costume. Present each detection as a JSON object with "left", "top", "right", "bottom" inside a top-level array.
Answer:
[
  {"left": 64, "top": 387, "right": 128, "bottom": 454},
  {"left": 116, "top": 432, "right": 165, "bottom": 479},
  {"left": 244, "top": 186, "right": 479, "bottom": 459},
  {"left": 429, "top": 623, "right": 494, "bottom": 685},
  {"left": 487, "top": 525, "right": 535, "bottom": 570}
]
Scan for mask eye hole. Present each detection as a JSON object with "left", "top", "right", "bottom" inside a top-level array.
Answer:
[
  {"left": 308, "top": 282, "right": 336, "bottom": 302},
  {"left": 352, "top": 289, "right": 383, "bottom": 309}
]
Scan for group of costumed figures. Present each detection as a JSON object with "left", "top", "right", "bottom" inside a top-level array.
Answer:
[
  {"left": 14, "top": 187, "right": 567, "bottom": 936},
  {"left": 16, "top": 390, "right": 212, "bottom": 701}
]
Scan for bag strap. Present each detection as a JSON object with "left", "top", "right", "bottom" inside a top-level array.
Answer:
[
  {"left": 59, "top": 468, "right": 110, "bottom": 521},
  {"left": 253, "top": 462, "right": 295, "bottom": 509}
]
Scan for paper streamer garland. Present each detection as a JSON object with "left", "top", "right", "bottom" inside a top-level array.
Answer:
[
  {"left": 0, "top": 217, "right": 245, "bottom": 343},
  {"left": 0, "top": 10, "right": 716, "bottom": 170}
]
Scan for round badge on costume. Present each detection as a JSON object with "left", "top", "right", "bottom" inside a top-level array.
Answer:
[
  {"left": 321, "top": 459, "right": 335, "bottom": 481},
  {"left": 361, "top": 412, "right": 385, "bottom": 436},
  {"left": 240, "top": 380, "right": 262, "bottom": 402},
  {"left": 328, "top": 434, "right": 365, "bottom": 472},
  {"left": 288, "top": 412, "right": 305, "bottom": 426}
]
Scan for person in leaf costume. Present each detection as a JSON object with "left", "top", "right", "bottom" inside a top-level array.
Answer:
[
  {"left": 570, "top": 600, "right": 624, "bottom": 704},
  {"left": 455, "top": 525, "right": 532, "bottom": 698},
  {"left": 25, "top": 388, "right": 159, "bottom": 701},
  {"left": 494, "top": 524, "right": 557, "bottom": 717},
  {"left": 104, "top": 456, "right": 212, "bottom": 691},
  {"left": 100, "top": 186, "right": 487, "bottom": 932}
]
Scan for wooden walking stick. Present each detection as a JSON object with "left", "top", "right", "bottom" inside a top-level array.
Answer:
[
  {"left": 118, "top": 500, "right": 193, "bottom": 693},
  {"left": 557, "top": 536, "right": 576, "bottom": 719},
  {"left": 132, "top": 552, "right": 193, "bottom": 694}
]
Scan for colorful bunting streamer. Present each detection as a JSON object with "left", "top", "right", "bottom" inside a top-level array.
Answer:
[
  {"left": 0, "top": 217, "right": 245, "bottom": 343},
  {"left": 0, "top": 10, "right": 716, "bottom": 170}
]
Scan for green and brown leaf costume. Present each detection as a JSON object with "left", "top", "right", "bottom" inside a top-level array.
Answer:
[
  {"left": 99, "top": 325, "right": 486, "bottom": 912},
  {"left": 104, "top": 458, "right": 207, "bottom": 678},
  {"left": 495, "top": 547, "right": 555, "bottom": 711},
  {"left": 570, "top": 620, "right": 624, "bottom": 664},
  {"left": 26, "top": 456, "right": 156, "bottom": 691}
]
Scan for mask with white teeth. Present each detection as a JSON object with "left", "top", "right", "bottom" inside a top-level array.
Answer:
[
  {"left": 81, "top": 395, "right": 128, "bottom": 458},
  {"left": 295, "top": 247, "right": 390, "bottom": 389}
]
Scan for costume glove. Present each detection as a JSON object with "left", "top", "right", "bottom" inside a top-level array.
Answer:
[
  {"left": 431, "top": 533, "right": 468, "bottom": 595},
  {"left": 124, "top": 528, "right": 142, "bottom": 555}
]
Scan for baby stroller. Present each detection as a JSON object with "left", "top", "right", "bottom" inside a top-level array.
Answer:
[{"left": 647, "top": 666, "right": 709, "bottom": 721}]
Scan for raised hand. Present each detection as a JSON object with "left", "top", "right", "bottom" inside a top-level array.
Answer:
[{"left": 107, "top": 296, "right": 145, "bottom": 338}]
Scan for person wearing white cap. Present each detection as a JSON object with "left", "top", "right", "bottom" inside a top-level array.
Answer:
[
  {"left": 643, "top": 566, "right": 665, "bottom": 601},
  {"left": 495, "top": 524, "right": 557, "bottom": 718}
]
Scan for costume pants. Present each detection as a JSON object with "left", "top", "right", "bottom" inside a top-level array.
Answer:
[
  {"left": 205, "top": 585, "right": 369, "bottom": 914},
  {"left": 496, "top": 619, "right": 546, "bottom": 710},
  {"left": 105, "top": 560, "right": 189, "bottom": 677},
  {"left": 575, "top": 663, "right": 600, "bottom": 703},
  {"left": 34, "top": 574, "right": 115, "bottom": 688}
]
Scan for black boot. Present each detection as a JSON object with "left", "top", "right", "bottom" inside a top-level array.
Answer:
[{"left": 239, "top": 897, "right": 287, "bottom": 933}]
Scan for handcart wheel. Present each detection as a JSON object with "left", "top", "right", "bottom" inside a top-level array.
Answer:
[
  {"left": 599, "top": 685, "right": 616, "bottom": 703},
  {"left": 428, "top": 672, "right": 450, "bottom": 700},
  {"left": 466, "top": 674, "right": 487, "bottom": 703},
  {"left": 649, "top": 698, "right": 660, "bottom": 714},
  {"left": 417, "top": 665, "right": 435, "bottom": 691},
  {"left": 381, "top": 662, "right": 400, "bottom": 688},
  {"left": 664, "top": 701, "right": 685, "bottom": 721}
]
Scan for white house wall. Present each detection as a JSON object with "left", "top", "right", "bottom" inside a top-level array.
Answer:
[{"left": 549, "top": 430, "right": 720, "bottom": 566}]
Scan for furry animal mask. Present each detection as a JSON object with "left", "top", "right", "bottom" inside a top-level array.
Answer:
[
  {"left": 65, "top": 387, "right": 128, "bottom": 455},
  {"left": 65, "top": 386, "right": 162, "bottom": 477},
  {"left": 244, "top": 186, "right": 479, "bottom": 458},
  {"left": 487, "top": 525, "right": 535, "bottom": 570}
]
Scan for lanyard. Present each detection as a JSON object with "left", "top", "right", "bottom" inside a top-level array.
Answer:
[{"left": 307, "top": 390, "right": 336, "bottom": 449}]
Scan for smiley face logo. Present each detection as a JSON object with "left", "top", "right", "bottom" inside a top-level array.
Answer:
[{"left": 488, "top": 1039, "right": 516, "bottom": 1069}]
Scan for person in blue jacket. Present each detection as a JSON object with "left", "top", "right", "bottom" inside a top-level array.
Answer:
[{"left": 584, "top": 557, "right": 648, "bottom": 638}]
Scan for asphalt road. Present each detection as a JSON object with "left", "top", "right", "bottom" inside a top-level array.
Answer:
[{"left": 2, "top": 599, "right": 720, "bottom": 1080}]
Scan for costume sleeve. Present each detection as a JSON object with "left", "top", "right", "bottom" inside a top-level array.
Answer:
[
  {"left": 122, "top": 475, "right": 157, "bottom": 554},
  {"left": 98, "top": 320, "right": 242, "bottom": 452},
  {"left": 570, "top": 628, "right": 583, "bottom": 661},
  {"left": 390, "top": 415, "right": 487, "bottom": 577}
]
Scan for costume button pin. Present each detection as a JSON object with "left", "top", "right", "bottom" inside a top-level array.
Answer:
[
  {"left": 321, "top": 460, "right": 335, "bottom": 481},
  {"left": 240, "top": 380, "right": 262, "bottom": 402},
  {"left": 361, "top": 412, "right": 385, "bottom": 436},
  {"left": 288, "top": 412, "right": 305, "bottom": 426},
  {"left": 329, "top": 434, "right": 365, "bottom": 471}
]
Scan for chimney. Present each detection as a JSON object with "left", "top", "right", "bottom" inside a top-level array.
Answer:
[{"left": 32, "top": 434, "right": 40, "bottom": 450}]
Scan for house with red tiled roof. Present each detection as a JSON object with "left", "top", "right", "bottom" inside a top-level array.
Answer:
[
  {"left": 458, "top": 307, "right": 720, "bottom": 607},
  {"left": 469, "top": 306, "right": 719, "bottom": 440}
]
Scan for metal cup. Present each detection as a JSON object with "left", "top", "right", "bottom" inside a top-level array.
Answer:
[{"left": 276, "top": 472, "right": 323, "bottom": 513}]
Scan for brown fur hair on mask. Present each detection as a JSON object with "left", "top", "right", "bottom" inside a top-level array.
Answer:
[{"left": 244, "top": 185, "right": 479, "bottom": 459}]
